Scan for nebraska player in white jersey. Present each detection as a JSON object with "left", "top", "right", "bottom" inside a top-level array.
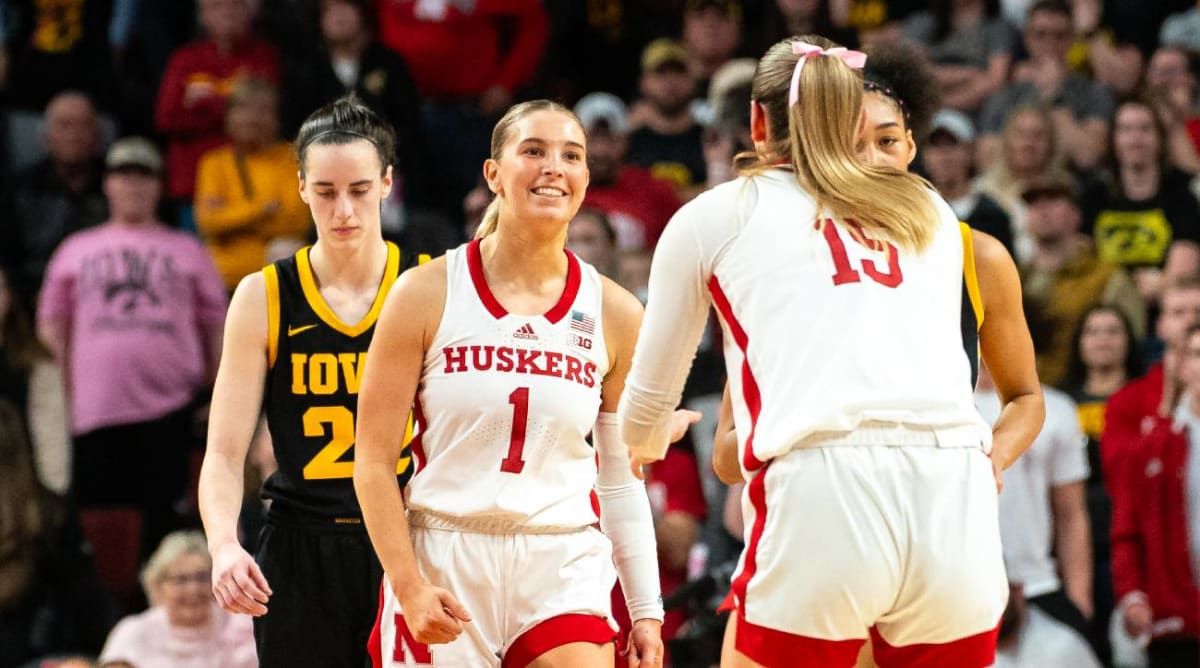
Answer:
[
  {"left": 620, "top": 38, "right": 1045, "bottom": 668},
  {"left": 355, "top": 100, "right": 693, "bottom": 668}
]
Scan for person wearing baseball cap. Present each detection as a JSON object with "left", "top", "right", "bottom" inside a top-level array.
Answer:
[
  {"left": 573, "top": 92, "right": 682, "bottom": 251},
  {"left": 924, "top": 109, "right": 1016, "bottom": 256},
  {"left": 105, "top": 136, "right": 164, "bottom": 175},
  {"left": 37, "top": 134, "right": 228, "bottom": 563},
  {"left": 630, "top": 40, "right": 708, "bottom": 197},
  {"left": 641, "top": 39, "right": 690, "bottom": 76}
]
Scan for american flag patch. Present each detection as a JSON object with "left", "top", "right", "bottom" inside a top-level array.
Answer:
[{"left": 570, "top": 310, "right": 595, "bottom": 335}]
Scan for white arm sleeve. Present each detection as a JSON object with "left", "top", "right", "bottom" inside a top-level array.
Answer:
[
  {"left": 618, "top": 185, "right": 739, "bottom": 460},
  {"left": 594, "top": 413, "right": 665, "bottom": 623}
]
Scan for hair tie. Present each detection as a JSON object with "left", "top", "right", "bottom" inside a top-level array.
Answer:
[{"left": 789, "top": 41, "right": 867, "bottom": 107}]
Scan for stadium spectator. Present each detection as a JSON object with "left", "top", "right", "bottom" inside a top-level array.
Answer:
[
  {"left": 155, "top": 0, "right": 280, "bottom": 230},
  {"left": 99, "top": 530, "right": 256, "bottom": 668},
  {"left": 979, "top": 0, "right": 1114, "bottom": 172},
  {"left": 194, "top": 78, "right": 309, "bottom": 291},
  {"left": 575, "top": 92, "right": 682, "bottom": 251},
  {"left": 0, "top": 92, "right": 107, "bottom": 308},
  {"left": 37, "top": 138, "right": 227, "bottom": 554}
]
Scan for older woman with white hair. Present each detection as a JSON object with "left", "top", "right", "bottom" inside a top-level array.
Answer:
[{"left": 99, "top": 531, "right": 256, "bottom": 668}]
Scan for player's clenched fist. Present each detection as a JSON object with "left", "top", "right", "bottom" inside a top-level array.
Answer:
[
  {"left": 395, "top": 580, "right": 473, "bottom": 645},
  {"left": 210, "top": 541, "right": 272, "bottom": 616}
]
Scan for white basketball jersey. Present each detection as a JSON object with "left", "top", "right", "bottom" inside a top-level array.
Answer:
[
  {"left": 406, "top": 240, "right": 608, "bottom": 529},
  {"left": 686, "top": 170, "right": 991, "bottom": 467}
]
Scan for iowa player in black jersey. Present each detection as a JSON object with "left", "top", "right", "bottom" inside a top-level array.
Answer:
[{"left": 199, "top": 95, "right": 428, "bottom": 668}]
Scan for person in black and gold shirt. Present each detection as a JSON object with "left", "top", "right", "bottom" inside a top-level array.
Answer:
[
  {"left": 198, "top": 95, "right": 427, "bottom": 668},
  {"left": 1083, "top": 97, "right": 1200, "bottom": 306}
]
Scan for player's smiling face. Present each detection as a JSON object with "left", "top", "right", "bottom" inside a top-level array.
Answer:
[
  {"left": 298, "top": 139, "right": 391, "bottom": 245},
  {"left": 487, "top": 109, "right": 589, "bottom": 227}
]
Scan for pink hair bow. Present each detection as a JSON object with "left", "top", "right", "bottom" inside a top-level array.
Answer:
[{"left": 788, "top": 41, "right": 868, "bottom": 107}]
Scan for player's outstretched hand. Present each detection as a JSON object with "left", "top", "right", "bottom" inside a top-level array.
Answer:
[
  {"left": 625, "top": 618, "right": 664, "bottom": 668},
  {"left": 211, "top": 541, "right": 271, "bottom": 616},
  {"left": 628, "top": 409, "right": 703, "bottom": 480},
  {"left": 396, "top": 580, "right": 472, "bottom": 645},
  {"left": 669, "top": 409, "right": 703, "bottom": 444}
]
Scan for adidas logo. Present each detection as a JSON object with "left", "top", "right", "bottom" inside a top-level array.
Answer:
[{"left": 513, "top": 323, "right": 538, "bottom": 340}]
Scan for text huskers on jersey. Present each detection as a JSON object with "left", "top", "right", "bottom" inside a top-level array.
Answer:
[{"left": 442, "top": 345, "right": 598, "bottom": 388}]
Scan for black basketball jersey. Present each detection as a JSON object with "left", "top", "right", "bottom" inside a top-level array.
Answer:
[{"left": 261, "top": 242, "right": 427, "bottom": 521}]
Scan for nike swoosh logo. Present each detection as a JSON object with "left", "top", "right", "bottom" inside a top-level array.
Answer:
[{"left": 287, "top": 324, "right": 318, "bottom": 336}]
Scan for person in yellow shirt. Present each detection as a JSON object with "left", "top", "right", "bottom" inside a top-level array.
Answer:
[{"left": 195, "top": 78, "right": 310, "bottom": 290}]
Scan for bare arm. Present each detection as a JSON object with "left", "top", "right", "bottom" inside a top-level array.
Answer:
[
  {"left": 353, "top": 259, "right": 469, "bottom": 644},
  {"left": 203, "top": 317, "right": 225, "bottom": 386},
  {"left": 37, "top": 318, "right": 68, "bottom": 363},
  {"left": 199, "top": 274, "right": 266, "bottom": 548},
  {"left": 1085, "top": 35, "right": 1142, "bottom": 95},
  {"left": 197, "top": 274, "right": 272, "bottom": 613},
  {"left": 722, "top": 481, "right": 745, "bottom": 540},
  {"left": 712, "top": 383, "right": 743, "bottom": 484},
  {"left": 974, "top": 230, "right": 1045, "bottom": 477},
  {"left": 1165, "top": 241, "right": 1200, "bottom": 290},
  {"left": 940, "top": 54, "right": 1011, "bottom": 113},
  {"left": 1052, "top": 480, "right": 1094, "bottom": 619},
  {"left": 1054, "top": 112, "right": 1109, "bottom": 172},
  {"left": 198, "top": 273, "right": 271, "bottom": 615}
]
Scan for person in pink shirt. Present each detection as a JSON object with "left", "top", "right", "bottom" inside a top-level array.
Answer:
[
  {"left": 100, "top": 530, "right": 257, "bottom": 668},
  {"left": 38, "top": 137, "right": 228, "bottom": 555}
]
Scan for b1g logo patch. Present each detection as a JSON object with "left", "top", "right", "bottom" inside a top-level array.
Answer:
[{"left": 570, "top": 333, "right": 593, "bottom": 350}]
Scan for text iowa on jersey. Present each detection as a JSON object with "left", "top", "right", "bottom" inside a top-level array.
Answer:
[{"left": 290, "top": 352, "right": 367, "bottom": 395}]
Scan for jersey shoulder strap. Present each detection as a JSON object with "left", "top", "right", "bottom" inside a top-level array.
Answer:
[{"left": 960, "top": 222, "right": 984, "bottom": 330}]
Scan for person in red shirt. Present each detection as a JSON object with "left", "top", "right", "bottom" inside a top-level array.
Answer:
[
  {"left": 154, "top": 0, "right": 280, "bottom": 230},
  {"left": 374, "top": 0, "right": 548, "bottom": 215},
  {"left": 375, "top": 0, "right": 546, "bottom": 106},
  {"left": 574, "top": 92, "right": 683, "bottom": 252},
  {"left": 1102, "top": 279, "right": 1200, "bottom": 495},
  {"left": 1109, "top": 322, "right": 1200, "bottom": 667}
]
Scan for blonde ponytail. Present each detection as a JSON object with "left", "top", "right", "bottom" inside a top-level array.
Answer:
[
  {"left": 475, "top": 197, "right": 501, "bottom": 239},
  {"left": 745, "top": 37, "right": 939, "bottom": 252}
]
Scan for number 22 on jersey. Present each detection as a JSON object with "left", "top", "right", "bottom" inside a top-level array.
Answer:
[
  {"left": 818, "top": 219, "right": 903, "bottom": 288},
  {"left": 302, "top": 408, "right": 414, "bottom": 480}
]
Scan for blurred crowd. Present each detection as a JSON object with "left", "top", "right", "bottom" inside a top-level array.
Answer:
[{"left": 4, "top": 0, "right": 1200, "bottom": 666}]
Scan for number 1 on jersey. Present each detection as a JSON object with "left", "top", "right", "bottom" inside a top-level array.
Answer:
[{"left": 500, "top": 387, "right": 530, "bottom": 474}]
